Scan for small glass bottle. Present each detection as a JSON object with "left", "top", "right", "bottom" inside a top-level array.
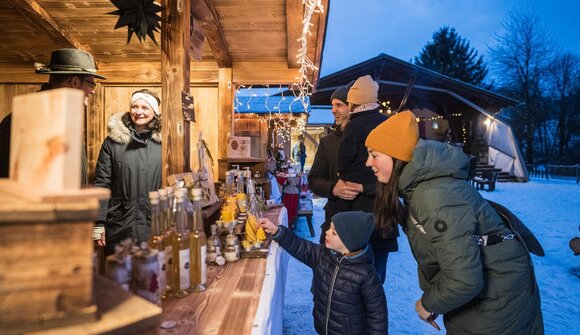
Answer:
[
  {"left": 207, "top": 224, "right": 222, "bottom": 264},
  {"left": 189, "top": 188, "right": 207, "bottom": 292},
  {"left": 132, "top": 242, "right": 161, "bottom": 306},
  {"left": 223, "top": 226, "right": 240, "bottom": 262},
  {"left": 158, "top": 188, "right": 174, "bottom": 297},
  {"left": 148, "top": 191, "right": 168, "bottom": 299},
  {"left": 172, "top": 188, "right": 191, "bottom": 297}
]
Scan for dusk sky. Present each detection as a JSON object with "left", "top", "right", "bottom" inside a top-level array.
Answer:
[{"left": 320, "top": 0, "right": 580, "bottom": 77}]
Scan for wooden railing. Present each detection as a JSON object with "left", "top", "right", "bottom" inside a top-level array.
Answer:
[{"left": 526, "top": 164, "right": 580, "bottom": 183}]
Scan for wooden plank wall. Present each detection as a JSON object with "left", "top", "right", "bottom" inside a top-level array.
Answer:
[
  {"left": 89, "top": 85, "right": 219, "bottom": 183},
  {"left": 1, "top": 84, "right": 219, "bottom": 183}
]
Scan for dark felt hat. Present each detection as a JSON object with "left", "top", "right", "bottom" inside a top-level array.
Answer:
[
  {"left": 331, "top": 211, "right": 375, "bottom": 252},
  {"left": 35, "top": 48, "right": 106, "bottom": 79}
]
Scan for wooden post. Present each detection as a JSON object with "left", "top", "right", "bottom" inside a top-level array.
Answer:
[
  {"left": 218, "top": 68, "right": 233, "bottom": 161},
  {"left": 161, "top": 0, "right": 191, "bottom": 183}
]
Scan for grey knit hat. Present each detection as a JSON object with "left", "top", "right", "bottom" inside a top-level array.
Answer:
[
  {"left": 330, "top": 80, "right": 355, "bottom": 104},
  {"left": 331, "top": 211, "right": 375, "bottom": 252}
]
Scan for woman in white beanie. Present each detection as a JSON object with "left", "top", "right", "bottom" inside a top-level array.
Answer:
[{"left": 94, "top": 89, "right": 162, "bottom": 255}]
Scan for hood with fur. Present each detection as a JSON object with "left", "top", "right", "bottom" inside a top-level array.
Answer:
[{"left": 107, "top": 112, "right": 161, "bottom": 144}]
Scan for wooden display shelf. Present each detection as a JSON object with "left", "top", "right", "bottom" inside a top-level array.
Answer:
[
  {"left": 160, "top": 207, "right": 283, "bottom": 335},
  {"left": 27, "top": 276, "right": 162, "bottom": 335}
]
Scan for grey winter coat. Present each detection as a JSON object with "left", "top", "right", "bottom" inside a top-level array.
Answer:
[
  {"left": 94, "top": 112, "right": 162, "bottom": 254},
  {"left": 399, "top": 139, "right": 543, "bottom": 335},
  {"left": 273, "top": 226, "right": 388, "bottom": 335}
]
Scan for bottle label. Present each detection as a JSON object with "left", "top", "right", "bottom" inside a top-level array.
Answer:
[
  {"left": 133, "top": 253, "right": 161, "bottom": 305},
  {"left": 157, "top": 250, "right": 167, "bottom": 293},
  {"left": 165, "top": 245, "right": 173, "bottom": 284},
  {"left": 179, "top": 249, "right": 191, "bottom": 290},
  {"left": 201, "top": 245, "right": 207, "bottom": 284}
]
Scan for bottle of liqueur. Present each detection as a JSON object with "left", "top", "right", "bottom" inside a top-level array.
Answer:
[
  {"left": 172, "top": 188, "right": 191, "bottom": 297},
  {"left": 148, "top": 191, "right": 169, "bottom": 299},
  {"left": 132, "top": 242, "right": 161, "bottom": 306},
  {"left": 159, "top": 187, "right": 175, "bottom": 294},
  {"left": 189, "top": 188, "right": 207, "bottom": 292}
]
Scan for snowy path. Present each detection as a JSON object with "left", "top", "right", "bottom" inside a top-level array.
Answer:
[{"left": 283, "top": 178, "right": 580, "bottom": 334}]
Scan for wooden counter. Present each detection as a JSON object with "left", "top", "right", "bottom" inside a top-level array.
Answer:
[{"left": 160, "top": 207, "right": 288, "bottom": 335}]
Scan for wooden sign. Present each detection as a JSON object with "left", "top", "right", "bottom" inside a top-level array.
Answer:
[{"left": 10, "top": 88, "right": 84, "bottom": 191}]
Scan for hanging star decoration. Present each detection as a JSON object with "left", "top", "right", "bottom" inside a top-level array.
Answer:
[{"left": 108, "top": 0, "right": 163, "bottom": 45}]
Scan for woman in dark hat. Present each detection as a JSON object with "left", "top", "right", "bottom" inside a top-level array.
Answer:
[{"left": 94, "top": 89, "right": 162, "bottom": 255}]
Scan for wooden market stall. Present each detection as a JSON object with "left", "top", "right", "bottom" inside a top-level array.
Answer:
[{"left": 0, "top": 0, "right": 329, "bottom": 334}]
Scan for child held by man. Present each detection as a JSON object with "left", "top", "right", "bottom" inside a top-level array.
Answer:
[{"left": 258, "top": 211, "right": 388, "bottom": 334}]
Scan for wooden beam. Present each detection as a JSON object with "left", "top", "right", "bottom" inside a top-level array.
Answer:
[
  {"left": 286, "top": 0, "right": 304, "bottom": 69},
  {"left": 0, "top": 62, "right": 219, "bottom": 85},
  {"left": 161, "top": 0, "right": 191, "bottom": 182},
  {"left": 191, "top": 0, "right": 233, "bottom": 68},
  {"left": 310, "top": 0, "right": 330, "bottom": 92},
  {"left": 233, "top": 62, "right": 299, "bottom": 85},
  {"left": 7, "top": 0, "right": 84, "bottom": 50},
  {"left": 218, "top": 68, "right": 233, "bottom": 160}
]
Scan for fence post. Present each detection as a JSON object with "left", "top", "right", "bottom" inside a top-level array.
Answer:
[
  {"left": 576, "top": 164, "right": 579, "bottom": 184},
  {"left": 546, "top": 165, "right": 550, "bottom": 180}
]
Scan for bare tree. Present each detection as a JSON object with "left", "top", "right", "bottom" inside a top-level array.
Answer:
[
  {"left": 546, "top": 52, "right": 580, "bottom": 162},
  {"left": 489, "top": 9, "right": 554, "bottom": 164}
]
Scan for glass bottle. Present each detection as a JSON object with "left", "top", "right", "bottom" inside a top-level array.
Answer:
[
  {"left": 158, "top": 188, "right": 174, "bottom": 296},
  {"left": 172, "top": 188, "right": 190, "bottom": 297},
  {"left": 223, "top": 226, "right": 240, "bottom": 262},
  {"left": 206, "top": 224, "right": 222, "bottom": 264},
  {"left": 189, "top": 188, "right": 207, "bottom": 292},
  {"left": 147, "top": 191, "right": 168, "bottom": 299},
  {"left": 132, "top": 242, "right": 161, "bottom": 306}
]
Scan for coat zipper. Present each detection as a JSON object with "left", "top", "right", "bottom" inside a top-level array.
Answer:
[{"left": 325, "top": 256, "right": 344, "bottom": 335}]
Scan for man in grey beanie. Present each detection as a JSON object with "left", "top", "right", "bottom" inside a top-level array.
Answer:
[{"left": 308, "top": 80, "right": 399, "bottom": 284}]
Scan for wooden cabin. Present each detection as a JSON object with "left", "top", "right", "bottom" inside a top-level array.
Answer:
[
  {"left": 0, "top": 0, "right": 329, "bottom": 183},
  {"left": 310, "top": 53, "right": 529, "bottom": 181}
]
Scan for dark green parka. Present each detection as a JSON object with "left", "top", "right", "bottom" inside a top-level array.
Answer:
[
  {"left": 94, "top": 112, "right": 162, "bottom": 254},
  {"left": 399, "top": 139, "right": 543, "bottom": 335}
]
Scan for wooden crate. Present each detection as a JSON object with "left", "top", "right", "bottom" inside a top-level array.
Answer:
[{"left": 0, "top": 180, "right": 108, "bottom": 334}]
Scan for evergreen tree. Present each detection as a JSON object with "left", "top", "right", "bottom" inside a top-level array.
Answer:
[{"left": 414, "top": 27, "right": 488, "bottom": 86}]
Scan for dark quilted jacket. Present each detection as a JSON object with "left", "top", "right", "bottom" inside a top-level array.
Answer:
[{"left": 273, "top": 226, "right": 388, "bottom": 335}]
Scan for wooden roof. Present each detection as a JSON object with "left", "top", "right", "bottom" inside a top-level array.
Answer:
[
  {"left": 311, "top": 53, "right": 519, "bottom": 115},
  {"left": 0, "top": 0, "right": 329, "bottom": 85}
]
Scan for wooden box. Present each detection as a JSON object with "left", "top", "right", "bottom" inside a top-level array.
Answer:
[
  {"left": 10, "top": 88, "right": 84, "bottom": 191},
  {"left": 0, "top": 181, "right": 108, "bottom": 334}
]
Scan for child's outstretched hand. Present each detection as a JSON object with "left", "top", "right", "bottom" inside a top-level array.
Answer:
[{"left": 258, "top": 218, "right": 278, "bottom": 235}]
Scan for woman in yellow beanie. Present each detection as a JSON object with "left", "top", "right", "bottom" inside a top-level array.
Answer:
[{"left": 365, "top": 111, "right": 543, "bottom": 334}]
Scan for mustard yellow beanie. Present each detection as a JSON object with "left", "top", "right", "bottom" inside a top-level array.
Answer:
[
  {"left": 365, "top": 111, "right": 419, "bottom": 162},
  {"left": 347, "top": 75, "right": 379, "bottom": 105}
]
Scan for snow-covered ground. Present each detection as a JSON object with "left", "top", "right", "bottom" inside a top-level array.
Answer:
[{"left": 283, "top": 178, "right": 580, "bottom": 334}]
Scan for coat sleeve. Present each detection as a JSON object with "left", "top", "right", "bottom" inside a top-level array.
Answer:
[
  {"left": 94, "top": 140, "right": 114, "bottom": 226},
  {"left": 362, "top": 273, "right": 389, "bottom": 334},
  {"left": 273, "top": 226, "right": 322, "bottom": 269},
  {"left": 307, "top": 139, "right": 336, "bottom": 200},
  {"left": 336, "top": 126, "right": 358, "bottom": 175},
  {"left": 420, "top": 203, "right": 485, "bottom": 314}
]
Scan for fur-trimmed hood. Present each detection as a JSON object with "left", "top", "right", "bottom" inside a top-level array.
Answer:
[{"left": 107, "top": 112, "right": 162, "bottom": 144}]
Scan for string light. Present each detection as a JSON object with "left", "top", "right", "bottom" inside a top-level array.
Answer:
[{"left": 231, "top": 1, "right": 324, "bottom": 145}]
